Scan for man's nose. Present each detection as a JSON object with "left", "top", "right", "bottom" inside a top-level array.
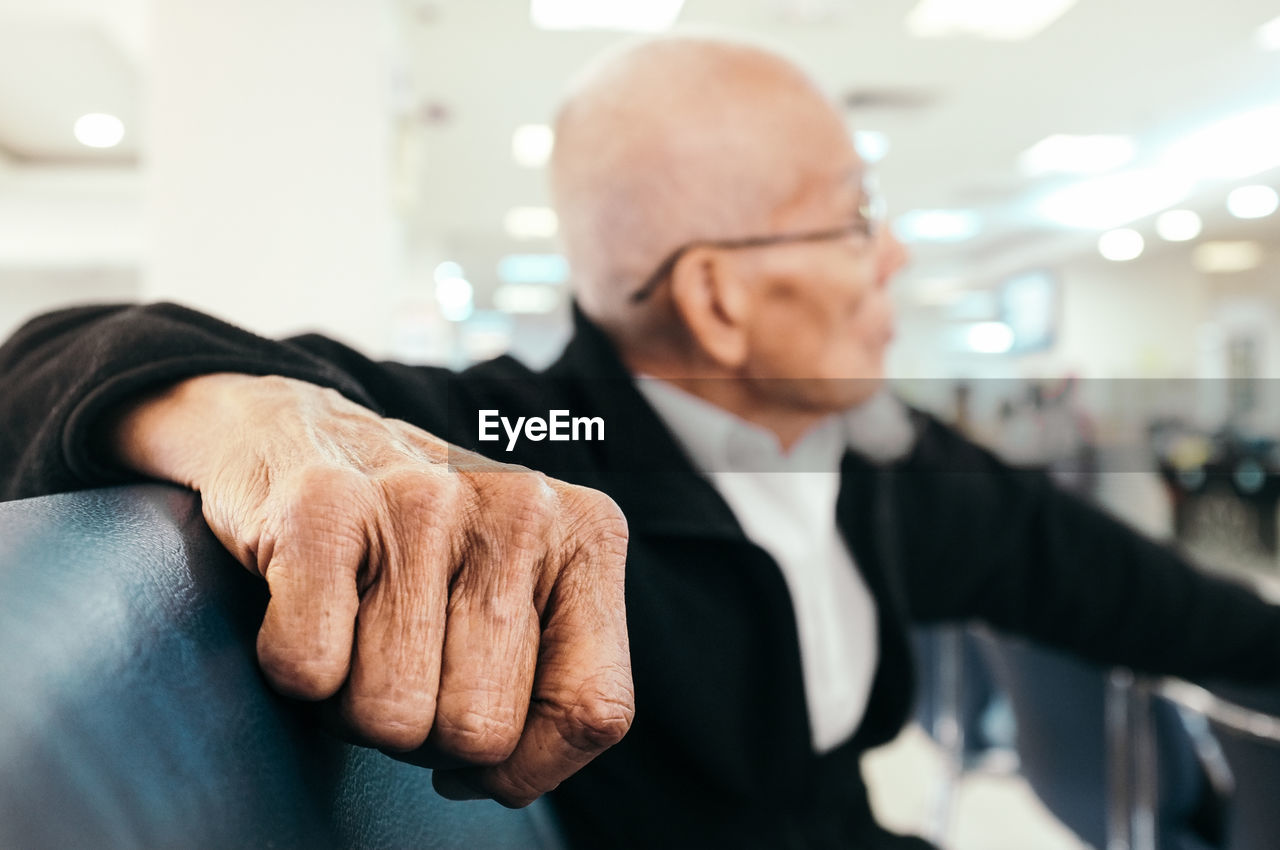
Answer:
[{"left": 875, "top": 225, "right": 909, "bottom": 288}]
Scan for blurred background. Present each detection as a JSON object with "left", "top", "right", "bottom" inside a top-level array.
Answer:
[
  {"left": 2, "top": 3, "right": 1279, "bottom": 846},
  {"left": 4, "top": 0, "right": 1278, "bottom": 522},
  {"left": 1, "top": 0, "right": 1277, "bottom": 378}
]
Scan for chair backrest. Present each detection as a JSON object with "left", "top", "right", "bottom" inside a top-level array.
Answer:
[
  {"left": 0, "top": 485, "right": 564, "bottom": 850},
  {"left": 975, "top": 631, "right": 1217, "bottom": 850},
  {"left": 1166, "top": 680, "right": 1280, "bottom": 850}
]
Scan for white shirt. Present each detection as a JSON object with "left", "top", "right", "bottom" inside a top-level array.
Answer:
[{"left": 635, "top": 379, "right": 915, "bottom": 753}]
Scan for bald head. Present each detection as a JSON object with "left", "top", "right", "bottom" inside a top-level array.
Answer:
[{"left": 550, "top": 37, "right": 852, "bottom": 344}]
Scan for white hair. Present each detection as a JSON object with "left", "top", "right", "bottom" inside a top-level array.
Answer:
[{"left": 549, "top": 36, "right": 833, "bottom": 335}]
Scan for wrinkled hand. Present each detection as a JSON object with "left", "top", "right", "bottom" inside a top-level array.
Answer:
[{"left": 110, "top": 373, "right": 633, "bottom": 806}]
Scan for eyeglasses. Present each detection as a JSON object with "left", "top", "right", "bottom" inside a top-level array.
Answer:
[{"left": 628, "top": 177, "right": 886, "bottom": 304}]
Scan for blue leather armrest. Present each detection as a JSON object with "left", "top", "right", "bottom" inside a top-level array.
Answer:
[{"left": 0, "top": 485, "right": 564, "bottom": 849}]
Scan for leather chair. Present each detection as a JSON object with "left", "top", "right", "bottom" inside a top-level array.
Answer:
[{"left": 0, "top": 485, "right": 565, "bottom": 849}]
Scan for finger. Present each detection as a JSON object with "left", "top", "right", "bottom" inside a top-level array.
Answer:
[
  {"left": 340, "top": 476, "right": 454, "bottom": 751},
  {"left": 255, "top": 470, "right": 366, "bottom": 701},
  {"left": 465, "top": 496, "right": 633, "bottom": 807},
  {"left": 428, "top": 474, "right": 550, "bottom": 764}
]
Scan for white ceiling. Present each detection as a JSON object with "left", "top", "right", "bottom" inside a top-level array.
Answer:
[
  {"left": 0, "top": 0, "right": 1277, "bottom": 302},
  {"left": 396, "top": 0, "right": 1280, "bottom": 299}
]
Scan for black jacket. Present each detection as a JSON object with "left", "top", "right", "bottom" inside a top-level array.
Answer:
[{"left": 3, "top": 302, "right": 1280, "bottom": 849}]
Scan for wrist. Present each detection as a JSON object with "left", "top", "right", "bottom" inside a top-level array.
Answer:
[{"left": 107, "top": 372, "right": 263, "bottom": 489}]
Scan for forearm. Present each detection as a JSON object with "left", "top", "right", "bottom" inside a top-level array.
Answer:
[
  {"left": 992, "top": 489, "right": 1280, "bottom": 682},
  {"left": 0, "top": 303, "right": 375, "bottom": 501},
  {"left": 899, "top": 416, "right": 1280, "bottom": 683},
  {"left": 108, "top": 373, "right": 277, "bottom": 490}
]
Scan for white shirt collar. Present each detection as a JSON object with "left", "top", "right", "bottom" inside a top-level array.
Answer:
[{"left": 634, "top": 377, "right": 916, "bottom": 473}]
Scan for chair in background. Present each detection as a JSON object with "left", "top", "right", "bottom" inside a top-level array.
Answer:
[
  {"left": 974, "top": 629, "right": 1222, "bottom": 850},
  {"left": 1157, "top": 679, "right": 1280, "bottom": 850}
]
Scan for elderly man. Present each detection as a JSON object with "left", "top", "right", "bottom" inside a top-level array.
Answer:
[{"left": 3, "top": 36, "right": 1280, "bottom": 849}]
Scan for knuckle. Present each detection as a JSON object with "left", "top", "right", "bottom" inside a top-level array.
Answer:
[
  {"left": 276, "top": 467, "right": 378, "bottom": 540},
  {"left": 559, "top": 676, "right": 636, "bottom": 752},
  {"left": 461, "top": 473, "right": 557, "bottom": 563},
  {"left": 503, "top": 490, "right": 556, "bottom": 550},
  {"left": 558, "top": 486, "right": 629, "bottom": 554},
  {"left": 343, "top": 695, "right": 435, "bottom": 752},
  {"left": 434, "top": 708, "right": 522, "bottom": 764},
  {"left": 490, "top": 774, "right": 547, "bottom": 809},
  {"left": 290, "top": 464, "right": 367, "bottom": 504},
  {"left": 382, "top": 468, "right": 462, "bottom": 515},
  {"left": 257, "top": 640, "right": 346, "bottom": 700}
]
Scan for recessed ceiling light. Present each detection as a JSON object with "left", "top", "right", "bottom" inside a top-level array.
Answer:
[
  {"left": 435, "top": 275, "right": 474, "bottom": 322},
  {"left": 905, "top": 0, "right": 1077, "bottom": 41},
  {"left": 853, "top": 129, "right": 890, "bottom": 164},
  {"left": 1018, "top": 134, "right": 1135, "bottom": 176},
  {"left": 74, "top": 113, "right": 125, "bottom": 148},
  {"left": 433, "top": 261, "right": 464, "bottom": 283},
  {"left": 512, "top": 124, "right": 554, "bottom": 168},
  {"left": 1226, "top": 185, "right": 1279, "bottom": 219},
  {"left": 1257, "top": 14, "right": 1280, "bottom": 50},
  {"left": 1155, "top": 209, "right": 1202, "bottom": 242},
  {"left": 1162, "top": 104, "right": 1280, "bottom": 181},
  {"left": 1192, "top": 241, "right": 1263, "bottom": 274},
  {"left": 894, "top": 209, "right": 981, "bottom": 242},
  {"left": 1038, "top": 169, "right": 1192, "bottom": 229},
  {"left": 504, "top": 207, "right": 559, "bottom": 240},
  {"left": 1098, "top": 228, "right": 1144, "bottom": 261},
  {"left": 965, "top": 322, "right": 1015, "bottom": 354},
  {"left": 530, "top": 0, "right": 684, "bottom": 31}
]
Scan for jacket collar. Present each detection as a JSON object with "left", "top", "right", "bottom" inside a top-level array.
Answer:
[{"left": 543, "top": 304, "right": 748, "bottom": 541}]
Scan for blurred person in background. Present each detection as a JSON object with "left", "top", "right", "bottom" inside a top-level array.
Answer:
[{"left": 3, "top": 35, "right": 1280, "bottom": 850}]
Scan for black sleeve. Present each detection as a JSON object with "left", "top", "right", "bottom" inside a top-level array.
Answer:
[
  {"left": 0, "top": 303, "right": 454, "bottom": 502},
  {"left": 896, "top": 413, "right": 1280, "bottom": 683}
]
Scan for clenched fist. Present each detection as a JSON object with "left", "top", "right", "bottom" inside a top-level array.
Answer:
[{"left": 108, "top": 373, "right": 633, "bottom": 806}]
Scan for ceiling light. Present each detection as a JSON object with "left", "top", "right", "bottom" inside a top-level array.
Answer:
[
  {"left": 905, "top": 0, "right": 1077, "bottom": 41},
  {"left": 1161, "top": 104, "right": 1280, "bottom": 181},
  {"left": 74, "top": 113, "right": 125, "bottom": 148},
  {"left": 498, "top": 254, "right": 570, "bottom": 285},
  {"left": 1037, "top": 169, "right": 1192, "bottom": 229},
  {"left": 965, "top": 322, "right": 1015, "bottom": 354},
  {"left": 504, "top": 207, "right": 559, "bottom": 240},
  {"left": 853, "top": 129, "right": 890, "bottom": 164},
  {"left": 530, "top": 0, "right": 685, "bottom": 31},
  {"left": 1226, "top": 185, "right": 1279, "bottom": 219},
  {"left": 894, "top": 209, "right": 981, "bottom": 242},
  {"left": 1098, "top": 228, "right": 1144, "bottom": 261},
  {"left": 1018, "top": 134, "right": 1135, "bottom": 176},
  {"left": 1155, "top": 209, "right": 1202, "bottom": 242},
  {"left": 1258, "top": 14, "right": 1280, "bottom": 50},
  {"left": 433, "top": 261, "right": 464, "bottom": 284},
  {"left": 494, "top": 283, "right": 563, "bottom": 314},
  {"left": 1192, "top": 241, "right": 1263, "bottom": 274},
  {"left": 512, "top": 124, "right": 554, "bottom": 168},
  {"left": 435, "top": 276, "right": 474, "bottom": 322}
]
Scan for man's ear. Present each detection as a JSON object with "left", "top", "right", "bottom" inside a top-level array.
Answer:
[{"left": 668, "top": 247, "right": 752, "bottom": 369}]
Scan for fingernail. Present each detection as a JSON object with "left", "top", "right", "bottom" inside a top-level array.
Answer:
[{"left": 433, "top": 771, "right": 489, "bottom": 801}]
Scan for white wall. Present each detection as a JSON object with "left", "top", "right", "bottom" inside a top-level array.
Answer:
[{"left": 0, "top": 266, "right": 140, "bottom": 342}]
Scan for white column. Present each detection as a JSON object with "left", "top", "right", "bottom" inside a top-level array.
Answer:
[{"left": 145, "top": 0, "right": 402, "bottom": 356}]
